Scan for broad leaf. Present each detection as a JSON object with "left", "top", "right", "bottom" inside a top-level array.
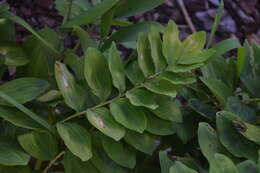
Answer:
[
  {"left": 87, "top": 107, "right": 125, "bottom": 141},
  {"left": 148, "top": 26, "right": 167, "bottom": 72},
  {"left": 200, "top": 77, "right": 232, "bottom": 106},
  {"left": 137, "top": 32, "right": 155, "bottom": 77},
  {"left": 55, "top": 62, "right": 88, "bottom": 111},
  {"left": 152, "top": 97, "right": 182, "bottom": 122},
  {"left": 125, "top": 60, "right": 145, "bottom": 85},
  {"left": 162, "top": 20, "right": 182, "bottom": 65},
  {"left": 108, "top": 42, "right": 126, "bottom": 93},
  {"left": 170, "top": 161, "right": 198, "bottom": 173},
  {"left": 236, "top": 160, "right": 257, "bottom": 173},
  {"left": 158, "top": 72, "right": 196, "bottom": 85},
  {"left": 209, "top": 154, "right": 238, "bottom": 173},
  {"left": 198, "top": 122, "right": 233, "bottom": 162},
  {"left": 91, "top": 134, "right": 127, "bottom": 173},
  {"left": 63, "top": 152, "right": 99, "bottom": 173},
  {"left": 84, "top": 47, "right": 112, "bottom": 101},
  {"left": 216, "top": 111, "right": 258, "bottom": 161},
  {"left": 64, "top": 50, "right": 84, "bottom": 80},
  {"left": 0, "top": 77, "right": 49, "bottom": 106},
  {"left": 144, "top": 79, "right": 178, "bottom": 98},
  {"left": 102, "top": 135, "right": 136, "bottom": 169},
  {"left": 146, "top": 112, "right": 175, "bottom": 135},
  {"left": 124, "top": 130, "right": 158, "bottom": 155},
  {"left": 18, "top": 131, "right": 58, "bottom": 160},
  {"left": 126, "top": 88, "right": 159, "bottom": 110},
  {"left": 0, "top": 136, "right": 30, "bottom": 166},
  {"left": 57, "top": 122, "right": 92, "bottom": 161},
  {"left": 233, "top": 120, "right": 260, "bottom": 146},
  {"left": 189, "top": 99, "right": 216, "bottom": 120},
  {"left": 0, "top": 107, "right": 43, "bottom": 130},
  {"left": 110, "top": 98, "right": 147, "bottom": 133}
]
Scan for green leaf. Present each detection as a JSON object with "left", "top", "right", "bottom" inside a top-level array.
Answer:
[
  {"left": 63, "top": 152, "right": 100, "bottom": 173},
  {"left": 146, "top": 112, "right": 175, "bottom": 135},
  {"left": 55, "top": 62, "right": 88, "bottom": 111},
  {"left": 125, "top": 60, "right": 145, "bottom": 85},
  {"left": 168, "top": 63, "right": 204, "bottom": 73},
  {"left": 148, "top": 26, "right": 167, "bottom": 72},
  {"left": 159, "top": 151, "right": 174, "bottom": 173},
  {"left": 102, "top": 22, "right": 162, "bottom": 50},
  {"left": 18, "top": 131, "right": 58, "bottom": 160},
  {"left": 209, "top": 154, "right": 238, "bottom": 173},
  {"left": 23, "top": 27, "right": 61, "bottom": 82},
  {"left": 101, "top": 8, "right": 115, "bottom": 37},
  {"left": 0, "top": 91, "right": 56, "bottom": 135},
  {"left": 189, "top": 99, "right": 216, "bottom": 120},
  {"left": 173, "top": 111, "right": 198, "bottom": 143},
  {"left": 177, "top": 49, "right": 216, "bottom": 65},
  {"left": 0, "top": 107, "right": 43, "bottom": 130},
  {"left": 213, "top": 38, "right": 241, "bottom": 57},
  {"left": 91, "top": 134, "right": 127, "bottom": 173},
  {"left": 216, "top": 111, "right": 258, "bottom": 161},
  {"left": 110, "top": 98, "right": 147, "bottom": 133},
  {"left": 114, "top": 0, "right": 165, "bottom": 18},
  {"left": 62, "top": 0, "right": 119, "bottom": 28},
  {"left": 237, "top": 47, "right": 246, "bottom": 77},
  {"left": 0, "top": 77, "right": 49, "bottom": 106},
  {"left": 226, "top": 96, "right": 256, "bottom": 123},
  {"left": 170, "top": 161, "right": 198, "bottom": 173},
  {"left": 126, "top": 89, "right": 158, "bottom": 110},
  {"left": 86, "top": 107, "right": 125, "bottom": 141},
  {"left": 84, "top": 47, "right": 112, "bottom": 101},
  {"left": 57, "top": 122, "right": 92, "bottom": 161},
  {"left": 198, "top": 122, "right": 233, "bottom": 162},
  {"left": 158, "top": 72, "right": 196, "bottom": 85},
  {"left": 108, "top": 42, "right": 126, "bottom": 93},
  {"left": 200, "top": 77, "right": 232, "bottom": 106},
  {"left": 55, "top": 0, "right": 91, "bottom": 20},
  {"left": 237, "top": 160, "right": 257, "bottom": 173},
  {"left": 0, "top": 136, "right": 30, "bottom": 166},
  {"left": 102, "top": 135, "right": 136, "bottom": 169},
  {"left": 206, "top": 0, "right": 224, "bottom": 48},
  {"left": 64, "top": 50, "right": 84, "bottom": 80},
  {"left": 0, "top": 11, "right": 59, "bottom": 53},
  {"left": 0, "top": 18, "right": 15, "bottom": 42},
  {"left": 152, "top": 97, "right": 182, "bottom": 122},
  {"left": 144, "top": 79, "right": 178, "bottom": 98},
  {"left": 233, "top": 120, "right": 260, "bottom": 146},
  {"left": 1, "top": 45, "right": 29, "bottom": 66},
  {"left": 124, "top": 130, "right": 158, "bottom": 155},
  {"left": 162, "top": 20, "right": 182, "bottom": 65},
  {"left": 137, "top": 32, "right": 155, "bottom": 77},
  {"left": 73, "top": 26, "right": 97, "bottom": 53}
]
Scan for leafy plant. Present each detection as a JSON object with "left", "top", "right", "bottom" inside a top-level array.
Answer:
[{"left": 1, "top": 0, "right": 260, "bottom": 173}]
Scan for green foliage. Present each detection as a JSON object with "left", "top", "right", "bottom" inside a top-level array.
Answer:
[{"left": 1, "top": 1, "right": 260, "bottom": 173}]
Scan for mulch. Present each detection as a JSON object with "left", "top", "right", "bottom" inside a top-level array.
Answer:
[{"left": 1, "top": 0, "right": 259, "bottom": 44}]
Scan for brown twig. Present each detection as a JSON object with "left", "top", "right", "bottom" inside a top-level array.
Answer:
[
  {"left": 176, "top": 0, "right": 197, "bottom": 33},
  {"left": 43, "top": 151, "right": 66, "bottom": 173}
]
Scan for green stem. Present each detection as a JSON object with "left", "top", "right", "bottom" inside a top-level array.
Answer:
[
  {"left": 43, "top": 151, "right": 65, "bottom": 173},
  {"left": 242, "top": 98, "right": 260, "bottom": 103},
  {"left": 59, "top": 70, "right": 164, "bottom": 123}
]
